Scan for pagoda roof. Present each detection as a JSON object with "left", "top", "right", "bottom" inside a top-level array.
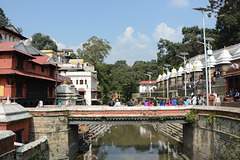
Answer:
[
  {"left": 25, "top": 44, "right": 47, "bottom": 56},
  {"left": 31, "top": 56, "right": 56, "bottom": 66},
  {"left": 0, "top": 41, "right": 35, "bottom": 59},
  {"left": 0, "top": 25, "right": 27, "bottom": 40},
  {"left": 0, "top": 68, "right": 59, "bottom": 82}
]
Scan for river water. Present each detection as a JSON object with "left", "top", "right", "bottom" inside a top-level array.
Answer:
[{"left": 76, "top": 125, "right": 184, "bottom": 160}]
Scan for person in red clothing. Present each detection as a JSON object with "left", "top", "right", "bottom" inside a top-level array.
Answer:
[{"left": 168, "top": 98, "right": 173, "bottom": 106}]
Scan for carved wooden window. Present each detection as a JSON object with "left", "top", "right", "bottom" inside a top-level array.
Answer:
[
  {"left": 17, "top": 56, "right": 24, "bottom": 69},
  {"left": 31, "top": 63, "right": 35, "bottom": 70},
  {"left": 41, "top": 66, "right": 45, "bottom": 72},
  {"left": 49, "top": 86, "right": 53, "bottom": 97},
  {"left": 16, "top": 81, "right": 23, "bottom": 97}
]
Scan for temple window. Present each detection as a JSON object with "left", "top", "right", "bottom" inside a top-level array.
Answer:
[{"left": 16, "top": 81, "right": 23, "bottom": 97}]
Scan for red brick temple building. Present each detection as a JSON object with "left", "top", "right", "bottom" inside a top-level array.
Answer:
[{"left": 0, "top": 41, "right": 58, "bottom": 106}]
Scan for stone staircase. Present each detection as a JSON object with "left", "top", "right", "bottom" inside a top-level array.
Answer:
[{"left": 153, "top": 123, "right": 183, "bottom": 143}]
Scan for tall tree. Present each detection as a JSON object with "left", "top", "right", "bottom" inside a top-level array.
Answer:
[
  {"left": 157, "top": 38, "right": 183, "bottom": 69},
  {"left": 78, "top": 36, "right": 112, "bottom": 103},
  {"left": 77, "top": 36, "right": 112, "bottom": 66},
  {"left": 0, "top": 8, "right": 22, "bottom": 33},
  {"left": 31, "top": 33, "right": 58, "bottom": 51},
  {"left": 208, "top": 0, "right": 240, "bottom": 48},
  {"left": 0, "top": 8, "right": 10, "bottom": 26},
  {"left": 156, "top": 26, "right": 217, "bottom": 69}
]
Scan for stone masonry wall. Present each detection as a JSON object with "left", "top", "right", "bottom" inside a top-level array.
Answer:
[
  {"left": 183, "top": 114, "right": 240, "bottom": 160},
  {"left": 29, "top": 115, "right": 72, "bottom": 160},
  {"left": 16, "top": 136, "right": 49, "bottom": 160}
]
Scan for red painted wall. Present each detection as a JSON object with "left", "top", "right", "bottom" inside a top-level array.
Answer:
[
  {"left": 0, "top": 51, "right": 56, "bottom": 100},
  {"left": 5, "top": 119, "right": 30, "bottom": 143},
  {"left": 0, "top": 52, "right": 12, "bottom": 68}
]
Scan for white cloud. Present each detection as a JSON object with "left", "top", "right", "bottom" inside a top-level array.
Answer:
[
  {"left": 52, "top": 38, "right": 82, "bottom": 54},
  {"left": 69, "top": 43, "right": 83, "bottom": 54},
  {"left": 171, "top": 0, "right": 189, "bottom": 7},
  {"left": 105, "top": 26, "right": 157, "bottom": 65},
  {"left": 52, "top": 38, "right": 66, "bottom": 50},
  {"left": 152, "top": 23, "right": 183, "bottom": 43},
  {"left": 56, "top": 42, "right": 66, "bottom": 50}
]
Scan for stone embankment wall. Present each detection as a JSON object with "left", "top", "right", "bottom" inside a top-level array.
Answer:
[
  {"left": 16, "top": 136, "right": 49, "bottom": 159},
  {"left": 29, "top": 113, "right": 79, "bottom": 160},
  {"left": 183, "top": 113, "right": 240, "bottom": 159}
]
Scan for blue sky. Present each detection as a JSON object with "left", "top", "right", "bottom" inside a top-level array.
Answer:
[{"left": 1, "top": 0, "right": 216, "bottom": 65}]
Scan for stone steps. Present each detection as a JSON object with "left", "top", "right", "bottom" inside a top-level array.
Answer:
[{"left": 153, "top": 123, "right": 183, "bottom": 143}]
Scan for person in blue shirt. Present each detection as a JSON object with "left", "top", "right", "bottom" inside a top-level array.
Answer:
[
  {"left": 173, "top": 98, "right": 178, "bottom": 105},
  {"left": 183, "top": 98, "right": 189, "bottom": 105},
  {"left": 160, "top": 100, "right": 165, "bottom": 106},
  {"left": 58, "top": 101, "right": 62, "bottom": 107}
]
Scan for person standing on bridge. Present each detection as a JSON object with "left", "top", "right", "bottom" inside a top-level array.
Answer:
[
  {"left": 38, "top": 100, "right": 43, "bottom": 108},
  {"left": 114, "top": 99, "right": 121, "bottom": 107},
  {"left": 108, "top": 99, "right": 115, "bottom": 107},
  {"left": 58, "top": 101, "right": 62, "bottom": 107}
]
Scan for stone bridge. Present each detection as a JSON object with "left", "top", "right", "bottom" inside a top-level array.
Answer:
[
  {"left": 28, "top": 105, "right": 192, "bottom": 125},
  {"left": 27, "top": 105, "right": 240, "bottom": 160}
]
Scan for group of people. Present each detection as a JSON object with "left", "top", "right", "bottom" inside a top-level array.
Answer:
[
  {"left": 225, "top": 88, "right": 240, "bottom": 102},
  {"left": 108, "top": 92, "right": 222, "bottom": 107},
  {"left": 108, "top": 99, "right": 122, "bottom": 107}
]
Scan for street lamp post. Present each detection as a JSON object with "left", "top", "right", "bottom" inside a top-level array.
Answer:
[
  {"left": 177, "top": 52, "right": 189, "bottom": 97},
  {"left": 164, "top": 64, "right": 171, "bottom": 99},
  {"left": 197, "top": 37, "right": 215, "bottom": 95},
  {"left": 193, "top": 7, "right": 213, "bottom": 106},
  {"left": 146, "top": 72, "right": 152, "bottom": 97},
  {"left": 206, "top": 38, "right": 214, "bottom": 94}
]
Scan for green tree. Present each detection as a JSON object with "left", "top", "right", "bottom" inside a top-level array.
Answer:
[
  {"left": 157, "top": 38, "right": 183, "bottom": 69},
  {"left": 0, "top": 8, "right": 10, "bottom": 26},
  {"left": 110, "top": 63, "right": 138, "bottom": 101},
  {"left": 77, "top": 36, "right": 112, "bottom": 66},
  {"left": 70, "top": 53, "right": 78, "bottom": 59},
  {"left": 156, "top": 26, "right": 217, "bottom": 69},
  {"left": 208, "top": 0, "right": 240, "bottom": 48},
  {"left": 0, "top": 8, "right": 22, "bottom": 33},
  {"left": 77, "top": 36, "right": 112, "bottom": 103},
  {"left": 31, "top": 33, "right": 58, "bottom": 51}
]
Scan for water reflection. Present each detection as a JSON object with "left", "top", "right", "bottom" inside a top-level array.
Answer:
[{"left": 77, "top": 125, "right": 183, "bottom": 160}]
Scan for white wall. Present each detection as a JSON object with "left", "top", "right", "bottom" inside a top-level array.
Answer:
[{"left": 139, "top": 84, "right": 157, "bottom": 93}]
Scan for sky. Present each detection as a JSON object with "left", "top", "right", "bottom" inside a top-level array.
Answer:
[{"left": 1, "top": 0, "right": 216, "bottom": 65}]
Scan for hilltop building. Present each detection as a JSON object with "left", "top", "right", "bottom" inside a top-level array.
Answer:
[
  {"left": 59, "top": 59, "right": 101, "bottom": 105},
  {"left": 138, "top": 81, "right": 157, "bottom": 93}
]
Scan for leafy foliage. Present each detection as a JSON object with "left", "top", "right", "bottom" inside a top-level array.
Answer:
[
  {"left": 186, "top": 110, "right": 199, "bottom": 123},
  {"left": 208, "top": 0, "right": 240, "bottom": 48},
  {"left": 0, "top": 8, "right": 10, "bottom": 26},
  {"left": 0, "top": 8, "right": 22, "bottom": 33},
  {"left": 31, "top": 33, "right": 58, "bottom": 51},
  {"left": 157, "top": 26, "right": 217, "bottom": 69},
  {"left": 77, "top": 36, "right": 112, "bottom": 66}
]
